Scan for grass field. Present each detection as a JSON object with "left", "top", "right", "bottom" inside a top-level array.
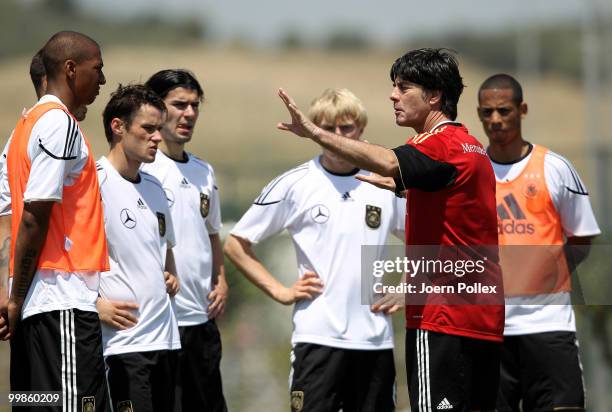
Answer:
[{"left": 0, "top": 46, "right": 610, "bottom": 411}]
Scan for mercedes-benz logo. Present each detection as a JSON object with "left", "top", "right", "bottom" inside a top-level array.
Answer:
[
  {"left": 310, "top": 204, "right": 330, "bottom": 224},
  {"left": 164, "top": 188, "right": 175, "bottom": 208},
  {"left": 120, "top": 208, "right": 137, "bottom": 229}
]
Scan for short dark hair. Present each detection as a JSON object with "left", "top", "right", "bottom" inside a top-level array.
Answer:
[
  {"left": 145, "top": 69, "right": 204, "bottom": 101},
  {"left": 478, "top": 73, "right": 523, "bottom": 106},
  {"left": 30, "top": 50, "right": 46, "bottom": 98},
  {"left": 390, "top": 48, "right": 465, "bottom": 120},
  {"left": 41, "top": 31, "right": 100, "bottom": 80},
  {"left": 103, "top": 84, "right": 167, "bottom": 143}
]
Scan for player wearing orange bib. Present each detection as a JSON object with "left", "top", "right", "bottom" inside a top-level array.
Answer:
[
  {"left": 478, "top": 74, "right": 600, "bottom": 412},
  {"left": 6, "top": 31, "right": 110, "bottom": 411},
  {"left": 0, "top": 53, "right": 90, "bottom": 340}
]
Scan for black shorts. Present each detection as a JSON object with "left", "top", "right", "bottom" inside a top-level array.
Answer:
[
  {"left": 106, "top": 349, "right": 177, "bottom": 412},
  {"left": 497, "top": 331, "right": 585, "bottom": 412},
  {"left": 174, "top": 320, "right": 227, "bottom": 412},
  {"left": 405, "top": 329, "right": 501, "bottom": 412},
  {"left": 10, "top": 309, "right": 109, "bottom": 412},
  {"left": 289, "top": 342, "right": 396, "bottom": 412},
  {"left": 10, "top": 322, "right": 30, "bottom": 392}
]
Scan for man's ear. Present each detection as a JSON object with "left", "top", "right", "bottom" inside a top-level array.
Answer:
[
  {"left": 519, "top": 102, "right": 528, "bottom": 119},
  {"left": 65, "top": 59, "right": 77, "bottom": 80},
  {"left": 428, "top": 90, "right": 443, "bottom": 106},
  {"left": 110, "top": 118, "right": 125, "bottom": 140}
]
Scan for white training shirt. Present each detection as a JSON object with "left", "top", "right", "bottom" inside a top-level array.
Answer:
[
  {"left": 141, "top": 150, "right": 222, "bottom": 326},
  {"left": 491, "top": 145, "right": 601, "bottom": 335},
  {"left": 231, "top": 157, "right": 405, "bottom": 350},
  {"left": 97, "top": 156, "right": 181, "bottom": 356},
  {"left": 18, "top": 95, "right": 100, "bottom": 320}
]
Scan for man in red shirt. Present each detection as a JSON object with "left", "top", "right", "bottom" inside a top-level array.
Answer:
[{"left": 277, "top": 48, "right": 503, "bottom": 411}]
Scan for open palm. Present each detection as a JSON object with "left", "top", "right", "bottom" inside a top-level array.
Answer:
[{"left": 276, "top": 88, "right": 319, "bottom": 138}]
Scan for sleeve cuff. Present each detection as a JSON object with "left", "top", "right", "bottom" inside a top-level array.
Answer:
[
  {"left": 23, "top": 197, "right": 62, "bottom": 203},
  {"left": 229, "top": 231, "right": 259, "bottom": 245},
  {"left": 391, "top": 149, "right": 406, "bottom": 196}
]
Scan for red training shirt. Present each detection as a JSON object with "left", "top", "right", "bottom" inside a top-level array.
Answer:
[{"left": 392, "top": 122, "right": 504, "bottom": 342}]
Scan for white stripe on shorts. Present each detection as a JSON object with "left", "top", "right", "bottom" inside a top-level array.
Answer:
[
  {"left": 288, "top": 347, "right": 296, "bottom": 389},
  {"left": 417, "top": 330, "right": 432, "bottom": 412},
  {"left": 60, "top": 310, "right": 67, "bottom": 411},
  {"left": 60, "top": 309, "right": 77, "bottom": 412},
  {"left": 70, "top": 310, "right": 77, "bottom": 412}
]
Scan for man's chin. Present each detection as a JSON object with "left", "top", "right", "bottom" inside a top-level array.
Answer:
[
  {"left": 74, "top": 108, "right": 88, "bottom": 122},
  {"left": 488, "top": 132, "right": 509, "bottom": 143},
  {"left": 395, "top": 117, "right": 410, "bottom": 127},
  {"left": 176, "top": 134, "right": 193, "bottom": 143}
]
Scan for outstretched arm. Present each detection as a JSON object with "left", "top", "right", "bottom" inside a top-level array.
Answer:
[
  {"left": 277, "top": 89, "right": 400, "bottom": 178},
  {"left": 224, "top": 234, "right": 323, "bottom": 305}
]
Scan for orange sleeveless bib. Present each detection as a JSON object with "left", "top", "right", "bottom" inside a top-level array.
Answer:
[
  {"left": 7, "top": 102, "right": 109, "bottom": 274},
  {"left": 496, "top": 144, "right": 571, "bottom": 296}
]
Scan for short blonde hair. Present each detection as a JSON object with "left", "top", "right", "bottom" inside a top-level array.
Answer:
[{"left": 308, "top": 88, "right": 368, "bottom": 130}]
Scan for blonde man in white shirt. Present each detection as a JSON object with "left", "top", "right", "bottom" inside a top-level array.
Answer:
[{"left": 225, "top": 88, "right": 405, "bottom": 412}]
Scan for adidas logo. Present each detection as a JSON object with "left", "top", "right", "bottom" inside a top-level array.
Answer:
[
  {"left": 436, "top": 397, "right": 453, "bottom": 410},
  {"left": 180, "top": 177, "right": 190, "bottom": 188},
  {"left": 341, "top": 191, "right": 353, "bottom": 201},
  {"left": 137, "top": 198, "right": 147, "bottom": 209},
  {"left": 497, "top": 193, "right": 534, "bottom": 235}
]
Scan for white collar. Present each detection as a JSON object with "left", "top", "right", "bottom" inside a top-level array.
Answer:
[
  {"left": 37, "top": 94, "right": 67, "bottom": 107},
  {"left": 429, "top": 120, "right": 458, "bottom": 132},
  {"left": 23, "top": 94, "right": 67, "bottom": 116}
]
